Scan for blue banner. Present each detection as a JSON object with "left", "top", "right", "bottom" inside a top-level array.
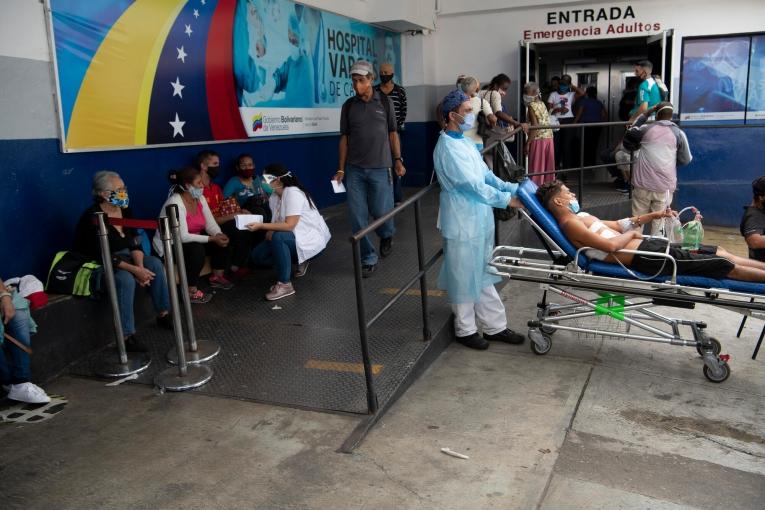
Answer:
[{"left": 233, "top": 0, "right": 401, "bottom": 137}]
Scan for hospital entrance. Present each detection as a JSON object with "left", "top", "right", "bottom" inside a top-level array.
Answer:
[{"left": 521, "top": 32, "right": 673, "bottom": 183}]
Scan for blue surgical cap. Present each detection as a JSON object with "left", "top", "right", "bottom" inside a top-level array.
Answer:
[{"left": 441, "top": 89, "right": 469, "bottom": 117}]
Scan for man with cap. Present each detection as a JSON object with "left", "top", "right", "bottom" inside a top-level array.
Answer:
[
  {"left": 623, "top": 101, "right": 692, "bottom": 236},
  {"left": 433, "top": 89, "right": 525, "bottom": 350},
  {"left": 334, "top": 60, "right": 404, "bottom": 277},
  {"left": 741, "top": 176, "right": 765, "bottom": 262}
]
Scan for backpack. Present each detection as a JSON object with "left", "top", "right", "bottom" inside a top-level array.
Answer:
[
  {"left": 653, "top": 75, "right": 669, "bottom": 101},
  {"left": 491, "top": 143, "right": 524, "bottom": 221},
  {"left": 45, "top": 251, "right": 101, "bottom": 297}
]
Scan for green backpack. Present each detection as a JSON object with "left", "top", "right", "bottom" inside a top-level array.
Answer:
[{"left": 46, "top": 251, "right": 101, "bottom": 297}]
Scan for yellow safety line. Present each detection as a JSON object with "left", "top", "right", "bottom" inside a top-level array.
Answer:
[
  {"left": 380, "top": 288, "right": 446, "bottom": 297},
  {"left": 305, "top": 360, "right": 383, "bottom": 375}
]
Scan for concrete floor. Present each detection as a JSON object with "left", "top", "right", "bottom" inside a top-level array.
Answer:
[{"left": 2, "top": 278, "right": 765, "bottom": 509}]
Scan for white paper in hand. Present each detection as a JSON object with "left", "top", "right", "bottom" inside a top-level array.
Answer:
[
  {"left": 235, "top": 214, "right": 263, "bottom": 230},
  {"left": 331, "top": 180, "right": 346, "bottom": 194}
]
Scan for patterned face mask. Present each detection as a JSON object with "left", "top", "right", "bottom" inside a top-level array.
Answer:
[{"left": 107, "top": 189, "right": 129, "bottom": 208}]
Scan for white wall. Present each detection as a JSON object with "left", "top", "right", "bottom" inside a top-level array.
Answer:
[
  {"left": 429, "top": 0, "right": 765, "bottom": 86},
  {"left": 0, "top": 0, "right": 49, "bottom": 61}
]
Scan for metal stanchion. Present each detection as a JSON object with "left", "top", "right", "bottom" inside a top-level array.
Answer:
[
  {"left": 154, "top": 216, "right": 212, "bottom": 391},
  {"left": 92, "top": 212, "right": 151, "bottom": 377},
  {"left": 163, "top": 204, "right": 221, "bottom": 365}
]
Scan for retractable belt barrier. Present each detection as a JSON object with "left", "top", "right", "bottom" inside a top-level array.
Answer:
[
  {"left": 92, "top": 211, "right": 152, "bottom": 378},
  {"left": 154, "top": 216, "right": 213, "bottom": 391},
  {"left": 164, "top": 204, "right": 221, "bottom": 365}
]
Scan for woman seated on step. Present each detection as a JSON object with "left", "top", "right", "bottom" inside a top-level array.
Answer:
[
  {"left": 153, "top": 167, "right": 231, "bottom": 304},
  {"left": 536, "top": 180, "right": 765, "bottom": 282},
  {"left": 74, "top": 171, "right": 172, "bottom": 352},
  {"left": 246, "top": 163, "right": 331, "bottom": 301}
]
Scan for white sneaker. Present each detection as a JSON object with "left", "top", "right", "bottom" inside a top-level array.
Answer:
[
  {"left": 7, "top": 382, "right": 51, "bottom": 404},
  {"left": 265, "top": 281, "right": 295, "bottom": 301}
]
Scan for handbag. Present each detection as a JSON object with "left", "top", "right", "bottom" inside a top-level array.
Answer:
[
  {"left": 217, "top": 196, "right": 241, "bottom": 217},
  {"left": 476, "top": 95, "right": 492, "bottom": 138}
]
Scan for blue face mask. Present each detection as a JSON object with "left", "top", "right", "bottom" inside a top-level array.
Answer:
[
  {"left": 568, "top": 199, "right": 580, "bottom": 214},
  {"left": 559, "top": 84, "right": 570, "bottom": 93},
  {"left": 107, "top": 189, "right": 129, "bottom": 209},
  {"left": 187, "top": 186, "right": 204, "bottom": 200},
  {"left": 454, "top": 112, "right": 476, "bottom": 131}
]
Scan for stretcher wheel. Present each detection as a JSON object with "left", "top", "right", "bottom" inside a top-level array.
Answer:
[
  {"left": 529, "top": 330, "right": 552, "bottom": 355},
  {"left": 541, "top": 325, "right": 556, "bottom": 335},
  {"left": 703, "top": 360, "right": 730, "bottom": 383},
  {"left": 695, "top": 337, "right": 721, "bottom": 357}
]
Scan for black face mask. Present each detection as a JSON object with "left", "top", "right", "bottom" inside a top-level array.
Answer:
[
  {"left": 207, "top": 166, "right": 220, "bottom": 179},
  {"left": 380, "top": 74, "right": 394, "bottom": 84}
]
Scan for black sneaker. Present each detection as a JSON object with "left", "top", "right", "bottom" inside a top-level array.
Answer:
[
  {"left": 379, "top": 237, "right": 393, "bottom": 258},
  {"left": 156, "top": 314, "right": 173, "bottom": 330},
  {"left": 124, "top": 335, "right": 148, "bottom": 353},
  {"left": 483, "top": 328, "right": 525, "bottom": 345},
  {"left": 362, "top": 264, "right": 377, "bottom": 278},
  {"left": 456, "top": 333, "right": 489, "bottom": 350}
]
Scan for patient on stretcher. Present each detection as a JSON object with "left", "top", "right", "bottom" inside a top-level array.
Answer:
[{"left": 536, "top": 180, "right": 765, "bottom": 282}]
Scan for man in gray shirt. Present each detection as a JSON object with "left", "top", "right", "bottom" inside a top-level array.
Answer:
[{"left": 333, "top": 60, "right": 406, "bottom": 277}]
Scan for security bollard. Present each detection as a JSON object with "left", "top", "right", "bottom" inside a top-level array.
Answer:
[
  {"left": 92, "top": 212, "right": 152, "bottom": 377},
  {"left": 164, "top": 204, "right": 221, "bottom": 365},
  {"left": 154, "top": 216, "right": 212, "bottom": 391}
]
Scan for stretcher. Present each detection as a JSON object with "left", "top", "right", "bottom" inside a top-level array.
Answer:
[{"left": 489, "top": 180, "right": 765, "bottom": 383}]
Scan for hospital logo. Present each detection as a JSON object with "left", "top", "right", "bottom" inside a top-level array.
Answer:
[{"left": 251, "top": 113, "right": 264, "bottom": 132}]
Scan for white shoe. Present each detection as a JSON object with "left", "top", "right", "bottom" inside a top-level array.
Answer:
[{"left": 7, "top": 382, "right": 51, "bottom": 404}]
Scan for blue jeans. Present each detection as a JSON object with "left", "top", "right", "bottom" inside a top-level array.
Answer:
[
  {"left": 113, "top": 251, "right": 170, "bottom": 336},
  {"left": 345, "top": 164, "right": 395, "bottom": 266},
  {"left": 392, "top": 174, "right": 403, "bottom": 204},
  {"left": 0, "top": 308, "right": 32, "bottom": 384},
  {"left": 251, "top": 231, "right": 298, "bottom": 283}
]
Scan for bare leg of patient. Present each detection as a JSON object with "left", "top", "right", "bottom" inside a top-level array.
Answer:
[
  {"left": 716, "top": 247, "right": 765, "bottom": 271},
  {"left": 727, "top": 265, "right": 765, "bottom": 282}
]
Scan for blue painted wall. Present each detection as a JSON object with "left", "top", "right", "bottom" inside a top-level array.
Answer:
[
  {"left": 675, "top": 127, "right": 765, "bottom": 228},
  {"left": 0, "top": 123, "right": 438, "bottom": 279},
  {"left": 3, "top": 121, "right": 751, "bottom": 281}
]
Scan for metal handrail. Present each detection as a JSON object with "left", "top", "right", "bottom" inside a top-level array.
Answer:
[{"left": 349, "top": 181, "right": 441, "bottom": 414}]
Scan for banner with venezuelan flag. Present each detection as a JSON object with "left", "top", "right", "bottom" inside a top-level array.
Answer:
[{"left": 49, "top": 0, "right": 401, "bottom": 151}]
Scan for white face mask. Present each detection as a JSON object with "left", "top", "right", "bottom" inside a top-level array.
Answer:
[{"left": 523, "top": 95, "right": 537, "bottom": 105}]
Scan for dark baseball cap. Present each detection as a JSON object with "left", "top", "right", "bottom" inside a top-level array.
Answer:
[{"left": 753, "top": 176, "right": 765, "bottom": 196}]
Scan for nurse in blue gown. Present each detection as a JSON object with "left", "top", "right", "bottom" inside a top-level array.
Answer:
[{"left": 433, "top": 90, "right": 525, "bottom": 350}]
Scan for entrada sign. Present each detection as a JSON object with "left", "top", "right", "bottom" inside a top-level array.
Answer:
[{"left": 524, "top": 4, "right": 661, "bottom": 42}]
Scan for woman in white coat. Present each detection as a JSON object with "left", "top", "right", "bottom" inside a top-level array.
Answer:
[{"left": 247, "top": 163, "right": 330, "bottom": 301}]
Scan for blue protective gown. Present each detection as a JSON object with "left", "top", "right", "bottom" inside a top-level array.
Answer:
[{"left": 433, "top": 131, "right": 518, "bottom": 303}]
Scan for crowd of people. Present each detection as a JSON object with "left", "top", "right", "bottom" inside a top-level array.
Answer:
[{"left": 4, "top": 56, "right": 762, "bottom": 402}]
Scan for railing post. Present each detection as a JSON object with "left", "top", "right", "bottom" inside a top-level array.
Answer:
[
  {"left": 93, "top": 211, "right": 151, "bottom": 378},
  {"left": 628, "top": 152, "right": 634, "bottom": 200},
  {"left": 164, "top": 204, "right": 221, "bottom": 365},
  {"left": 351, "top": 239, "right": 379, "bottom": 414},
  {"left": 154, "top": 216, "right": 213, "bottom": 391},
  {"left": 414, "top": 201, "right": 432, "bottom": 341},
  {"left": 579, "top": 125, "right": 585, "bottom": 208}
]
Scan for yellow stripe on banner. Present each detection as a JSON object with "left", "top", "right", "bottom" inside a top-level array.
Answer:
[
  {"left": 380, "top": 288, "right": 447, "bottom": 297},
  {"left": 67, "top": 0, "right": 187, "bottom": 149},
  {"left": 305, "top": 360, "right": 383, "bottom": 375}
]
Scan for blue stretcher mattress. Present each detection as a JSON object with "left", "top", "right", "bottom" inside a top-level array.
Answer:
[{"left": 516, "top": 179, "right": 765, "bottom": 295}]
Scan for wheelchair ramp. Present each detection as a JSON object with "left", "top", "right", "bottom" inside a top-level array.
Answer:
[{"left": 69, "top": 192, "right": 452, "bottom": 414}]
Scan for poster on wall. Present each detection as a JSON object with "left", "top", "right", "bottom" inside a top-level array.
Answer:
[
  {"left": 679, "top": 36, "right": 750, "bottom": 123},
  {"left": 47, "top": 0, "right": 401, "bottom": 151},
  {"left": 747, "top": 35, "right": 765, "bottom": 123}
]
